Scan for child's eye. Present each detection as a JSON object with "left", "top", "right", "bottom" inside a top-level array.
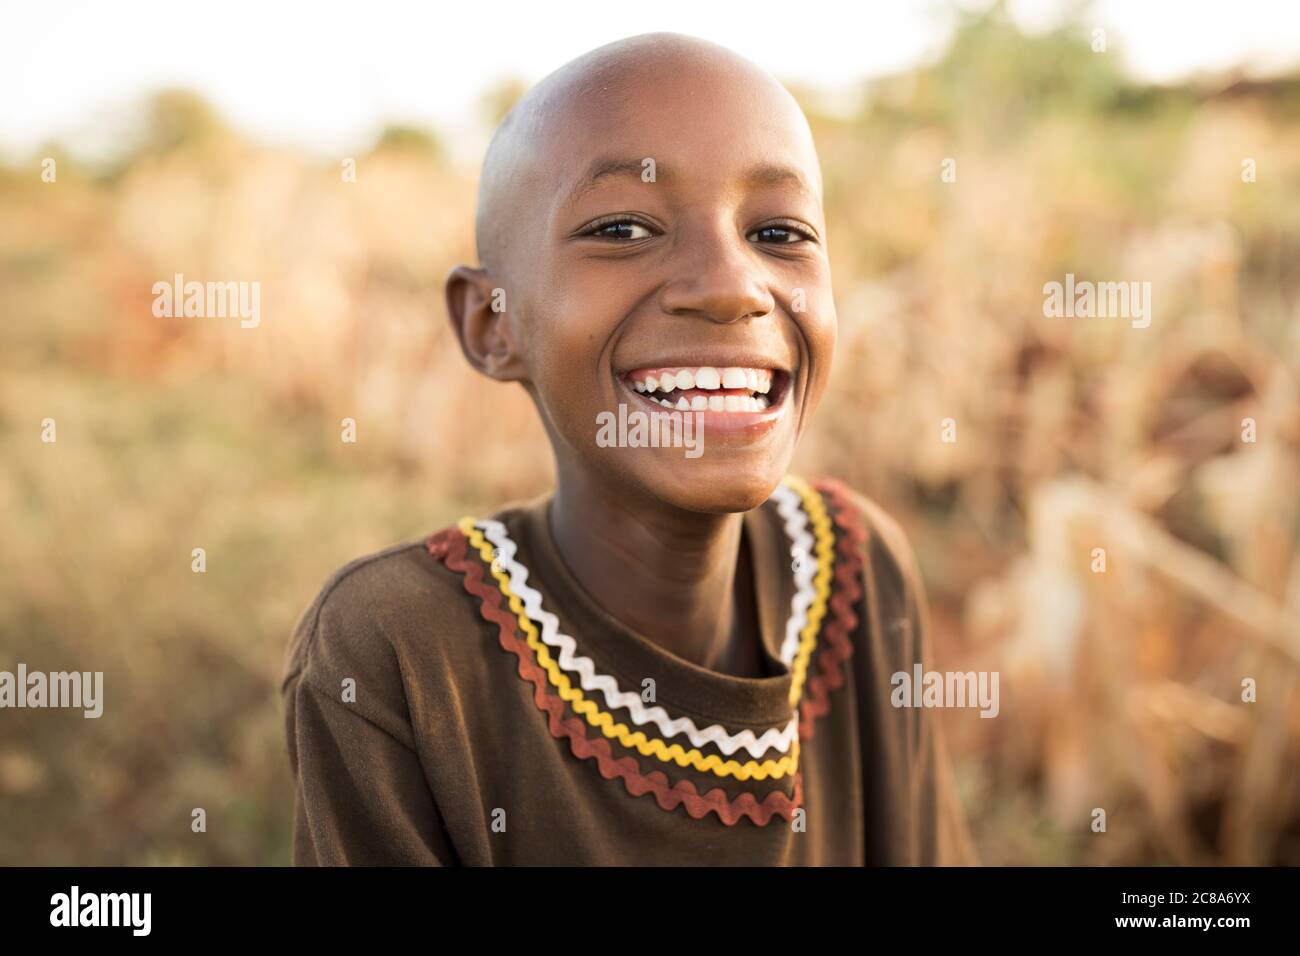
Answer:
[
  {"left": 586, "top": 220, "right": 654, "bottom": 240},
  {"left": 748, "top": 225, "right": 809, "bottom": 244}
]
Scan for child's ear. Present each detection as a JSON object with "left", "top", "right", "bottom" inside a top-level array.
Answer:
[{"left": 444, "top": 265, "right": 527, "bottom": 381}]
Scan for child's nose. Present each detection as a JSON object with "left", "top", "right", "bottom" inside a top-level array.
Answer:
[{"left": 657, "top": 231, "right": 775, "bottom": 324}]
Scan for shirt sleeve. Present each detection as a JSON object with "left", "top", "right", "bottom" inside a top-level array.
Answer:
[
  {"left": 850, "top": 487, "right": 980, "bottom": 866},
  {"left": 908, "top": 616, "right": 979, "bottom": 865},
  {"left": 282, "top": 581, "right": 456, "bottom": 866}
]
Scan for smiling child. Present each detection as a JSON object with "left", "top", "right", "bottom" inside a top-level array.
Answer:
[{"left": 282, "top": 33, "right": 975, "bottom": 865}]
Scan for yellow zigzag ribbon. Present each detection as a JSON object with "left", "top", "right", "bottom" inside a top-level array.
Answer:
[
  {"left": 782, "top": 475, "right": 835, "bottom": 708},
  {"left": 457, "top": 477, "right": 834, "bottom": 781}
]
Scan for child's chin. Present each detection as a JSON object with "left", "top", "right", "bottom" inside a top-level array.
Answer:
[{"left": 639, "top": 463, "right": 786, "bottom": 515}]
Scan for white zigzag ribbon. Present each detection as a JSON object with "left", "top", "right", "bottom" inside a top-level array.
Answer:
[
  {"left": 474, "top": 480, "right": 819, "bottom": 759},
  {"left": 769, "top": 482, "right": 817, "bottom": 667}
]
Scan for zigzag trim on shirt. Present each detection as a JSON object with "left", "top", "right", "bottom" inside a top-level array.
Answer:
[
  {"left": 769, "top": 482, "right": 818, "bottom": 667},
  {"left": 798, "top": 479, "right": 867, "bottom": 739},
  {"left": 428, "top": 527, "right": 804, "bottom": 827},
  {"left": 469, "top": 475, "right": 822, "bottom": 760},
  {"left": 478, "top": 517, "right": 801, "bottom": 759},
  {"left": 423, "top": 476, "right": 869, "bottom": 824},
  {"left": 780, "top": 476, "right": 836, "bottom": 707},
  {"left": 460, "top": 519, "right": 801, "bottom": 782}
]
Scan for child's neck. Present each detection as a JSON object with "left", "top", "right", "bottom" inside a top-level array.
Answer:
[{"left": 549, "top": 471, "right": 766, "bottom": 678}]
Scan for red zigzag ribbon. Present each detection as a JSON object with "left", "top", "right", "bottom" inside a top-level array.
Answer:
[{"left": 425, "top": 483, "right": 868, "bottom": 827}]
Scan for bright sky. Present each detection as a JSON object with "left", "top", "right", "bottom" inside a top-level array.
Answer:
[{"left": 3, "top": 0, "right": 1298, "bottom": 162}]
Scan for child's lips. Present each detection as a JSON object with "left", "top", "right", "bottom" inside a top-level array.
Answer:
[{"left": 616, "top": 364, "right": 793, "bottom": 433}]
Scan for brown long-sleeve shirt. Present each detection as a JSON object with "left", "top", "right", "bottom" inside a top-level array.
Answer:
[{"left": 281, "top": 476, "right": 975, "bottom": 865}]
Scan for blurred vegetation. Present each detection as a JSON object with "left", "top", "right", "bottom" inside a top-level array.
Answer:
[{"left": 2, "top": 4, "right": 1299, "bottom": 864}]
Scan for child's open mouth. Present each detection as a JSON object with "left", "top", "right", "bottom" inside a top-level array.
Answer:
[{"left": 620, "top": 365, "right": 790, "bottom": 416}]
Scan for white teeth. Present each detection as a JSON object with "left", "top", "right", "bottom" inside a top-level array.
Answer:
[
  {"left": 629, "top": 365, "right": 780, "bottom": 400},
  {"left": 675, "top": 397, "right": 689, "bottom": 410},
  {"left": 708, "top": 395, "right": 725, "bottom": 411},
  {"left": 721, "top": 367, "right": 747, "bottom": 389},
  {"left": 695, "top": 367, "right": 721, "bottom": 390},
  {"left": 724, "top": 395, "right": 742, "bottom": 412},
  {"left": 691, "top": 395, "right": 708, "bottom": 411},
  {"left": 658, "top": 398, "right": 672, "bottom": 408},
  {"left": 756, "top": 395, "right": 770, "bottom": 409}
]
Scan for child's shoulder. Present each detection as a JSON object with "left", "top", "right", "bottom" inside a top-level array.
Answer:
[
  {"left": 279, "top": 532, "right": 489, "bottom": 696},
  {"left": 801, "top": 475, "right": 926, "bottom": 607}
]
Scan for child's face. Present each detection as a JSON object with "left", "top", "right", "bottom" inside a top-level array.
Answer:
[{"left": 474, "top": 43, "right": 835, "bottom": 513}]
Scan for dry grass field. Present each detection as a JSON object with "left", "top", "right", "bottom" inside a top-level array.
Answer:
[{"left": 2, "top": 8, "right": 1298, "bottom": 864}]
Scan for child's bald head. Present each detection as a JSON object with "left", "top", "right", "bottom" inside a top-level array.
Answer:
[
  {"left": 448, "top": 33, "right": 836, "bottom": 514},
  {"left": 475, "top": 33, "right": 821, "bottom": 276}
]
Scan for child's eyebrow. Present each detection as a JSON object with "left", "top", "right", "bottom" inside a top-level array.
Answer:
[
  {"left": 563, "top": 156, "right": 819, "bottom": 209},
  {"left": 564, "top": 156, "right": 663, "bottom": 206},
  {"left": 742, "top": 163, "right": 820, "bottom": 203}
]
